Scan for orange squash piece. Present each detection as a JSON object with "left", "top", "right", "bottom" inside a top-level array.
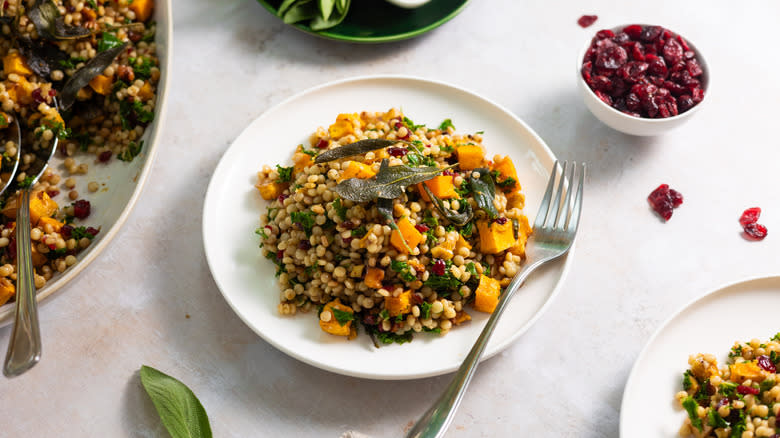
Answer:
[
  {"left": 256, "top": 182, "right": 284, "bottom": 200},
  {"left": 129, "top": 0, "right": 154, "bottom": 22},
  {"left": 453, "top": 311, "right": 472, "bottom": 325},
  {"left": 491, "top": 156, "right": 520, "bottom": 192},
  {"left": 364, "top": 267, "right": 385, "bottom": 289},
  {"left": 0, "top": 277, "right": 14, "bottom": 306},
  {"left": 476, "top": 219, "right": 516, "bottom": 254},
  {"left": 319, "top": 299, "right": 354, "bottom": 337},
  {"left": 417, "top": 175, "right": 459, "bottom": 201},
  {"left": 138, "top": 82, "right": 155, "bottom": 101},
  {"left": 3, "top": 53, "right": 33, "bottom": 76},
  {"left": 38, "top": 216, "right": 64, "bottom": 233},
  {"left": 729, "top": 362, "right": 768, "bottom": 384},
  {"left": 457, "top": 145, "right": 484, "bottom": 170},
  {"left": 384, "top": 290, "right": 412, "bottom": 317},
  {"left": 89, "top": 74, "right": 113, "bottom": 95},
  {"left": 389, "top": 217, "right": 423, "bottom": 254},
  {"left": 474, "top": 275, "right": 501, "bottom": 313},
  {"left": 29, "top": 191, "right": 58, "bottom": 226},
  {"left": 338, "top": 161, "right": 376, "bottom": 182},
  {"left": 292, "top": 151, "right": 313, "bottom": 174},
  {"left": 508, "top": 215, "right": 532, "bottom": 257}
]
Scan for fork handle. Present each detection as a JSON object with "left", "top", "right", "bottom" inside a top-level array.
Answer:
[
  {"left": 4, "top": 189, "right": 41, "bottom": 377},
  {"left": 405, "top": 257, "right": 548, "bottom": 438}
]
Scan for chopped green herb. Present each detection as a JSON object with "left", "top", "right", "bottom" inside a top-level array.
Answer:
[
  {"left": 275, "top": 165, "right": 294, "bottom": 183},
  {"left": 422, "top": 210, "right": 438, "bottom": 228},
  {"left": 423, "top": 260, "right": 462, "bottom": 296},
  {"left": 459, "top": 221, "right": 474, "bottom": 237},
  {"left": 707, "top": 408, "right": 728, "bottom": 428},
  {"left": 304, "top": 265, "right": 319, "bottom": 276},
  {"left": 300, "top": 144, "right": 319, "bottom": 158},
  {"left": 682, "top": 370, "right": 694, "bottom": 391},
  {"left": 390, "top": 260, "right": 416, "bottom": 282},
  {"left": 119, "top": 100, "right": 154, "bottom": 129},
  {"left": 86, "top": 0, "right": 97, "bottom": 8},
  {"left": 681, "top": 396, "right": 702, "bottom": 431},
  {"left": 378, "top": 309, "right": 389, "bottom": 320},
  {"left": 420, "top": 302, "right": 432, "bottom": 319},
  {"left": 440, "top": 145, "right": 454, "bottom": 153},
  {"left": 422, "top": 326, "right": 442, "bottom": 334},
  {"left": 729, "top": 344, "right": 744, "bottom": 360},
  {"left": 18, "top": 176, "right": 35, "bottom": 188},
  {"left": 465, "top": 262, "right": 478, "bottom": 278},
  {"left": 0, "top": 113, "right": 5, "bottom": 126},
  {"left": 772, "top": 332, "right": 780, "bottom": 342},
  {"left": 331, "top": 198, "right": 347, "bottom": 221},
  {"left": 402, "top": 116, "right": 425, "bottom": 131},
  {"left": 481, "top": 261, "right": 491, "bottom": 276},
  {"left": 693, "top": 378, "right": 710, "bottom": 405},
  {"left": 97, "top": 33, "right": 124, "bottom": 52},
  {"left": 719, "top": 381, "right": 738, "bottom": 398},
  {"left": 129, "top": 56, "right": 156, "bottom": 80},
  {"left": 475, "top": 130, "right": 484, "bottom": 135},
  {"left": 118, "top": 141, "right": 144, "bottom": 162},
  {"left": 438, "top": 118, "right": 455, "bottom": 131},
  {"left": 376, "top": 331, "right": 413, "bottom": 345},
  {"left": 770, "top": 350, "right": 779, "bottom": 365},
  {"left": 290, "top": 211, "right": 315, "bottom": 236},
  {"left": 351, "top": 225, "right": 368, "bottom": 238},
  {"left": 255, "top": 227, "right": 269, "bottom": 239},
  {"left": 729, "top": 409, "right": 746, "bottom": 437},
  {"left": 331, "top": 308, "right": 354, "bottom": 326}
]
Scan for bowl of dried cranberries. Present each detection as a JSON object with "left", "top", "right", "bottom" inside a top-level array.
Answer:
[{"left": 578, "top": 24, "right": 709, "bottom": 136}]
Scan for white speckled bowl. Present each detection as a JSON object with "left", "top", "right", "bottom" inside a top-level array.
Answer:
[
  {"left": 577, "top": 24, "right": 710, "bottom": 136},
  {"left": 0, "top": 1, "right": 172, "bottom": 326}
]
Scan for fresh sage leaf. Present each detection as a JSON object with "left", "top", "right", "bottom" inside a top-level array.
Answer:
[
  {"left": 319, "top": 0, "right": 335, "bottom": 21},
  {"left": 377, "top": 197, "right": 411, "bottom": 254},
  {"left": 29, "top": 0, "right": 91, "bottom": 40},
  {"left": 140, "top": 365, "right": 212, "bottom": 438},
  {"left": 277, "top": 0, "right": 299, "bottom": 16},
  {"left": 59, "top": 42, "right": 127, "bottom": 110},
  {"left": 468, "top": 167, "right": 498, "bottom": 219},
  {"left": 422, "top": 184, "right": 473, "bottom": 226},
  {"left": 282, "top": 0, "right": 319, "bottom": 24},
  {"left": 315, "top": 139, "right": 401, "bottom": 164},
  {"left": 310, "top": 0, "right": 348, "bottom": 30},
  {"left": 336, "top": 0, "right": 348, "bottom": 13},
  {"left": 334, "top": 159, "right": 447, "bottom": 203}
]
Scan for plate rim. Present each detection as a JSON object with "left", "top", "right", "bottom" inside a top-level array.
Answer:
[
  {"left": 202, "top": 74, "right": 571, "bottom": 379},
  {"left": 255, "top": 0, "right": 471, "bottom": 43},
  {"left": 0, "top": 0, "right": 174, "bottom": 326},
  {"left": 618, "top": 274, "right": 780, "bottom": 436}
]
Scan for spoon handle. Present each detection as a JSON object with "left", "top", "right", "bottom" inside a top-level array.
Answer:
[{"left": 4, "top": 189, "right": 41, "bottom": 377}]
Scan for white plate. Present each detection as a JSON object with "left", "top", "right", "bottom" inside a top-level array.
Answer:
[
  {"left": 620, "top": 276, "right": 780, "bottom": 437},
  {"left": 0, "top": 0, "right": 172, "bottom": 326},
  {"left": 203, "top": 75, "right": 570, "bottom": 380}
]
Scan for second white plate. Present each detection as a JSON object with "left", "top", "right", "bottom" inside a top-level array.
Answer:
[
  {"left": 620, "top": 275, "right": 780, "bottom": 436},
  {"left": 203, "top": 75, "right": 571, "bottom": 379}
]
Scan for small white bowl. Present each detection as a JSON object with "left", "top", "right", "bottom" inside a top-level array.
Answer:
[
  {"left": 577, "top": 24, "right": 710, "bottom": 136},
  {"left": 384, "top": 0, "right": 433, "bottom": 8}
]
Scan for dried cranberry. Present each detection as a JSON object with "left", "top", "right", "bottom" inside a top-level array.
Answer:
[
  {"left": 744, "top": 222, "right": 768, "bottom": 240},
  {"left": 72, "top": 199, "right": 91, "bottom": 219},
  {"left": 277, "top": 194, "right": 288, "bottom": 203},
  {"left": 594, "top": 29, "right": 614, "bottom": 39},
  {"left": 737, "top": 385, "right": 760, "bottom": 396},
  {"left": 61, "top": 225, "right": 73, "bottom": 239},
  {"left": 591, "top": 75, "right": 613, "bottom": 92},
  {"left": 646, "top": 54, "right": 668, "bottom": 77},
  {"left": 740, "top": 207, "right": 761, "bottom": 227},
  {"left": 98, "top": 150, "right": 112, "bottom": 162},
  {"left": 595, "top": 45, "right": 628, "bottom": 70},
  {"left": 5, "top": 237, "right": 15, "bottom": 260},
  {"left": 623, "top": 24, "right": 642, "bottom": 39},
  {"left": 411, "top": 293, "right": 424, "bottom": 305},
  {"left": 315, "top": 139, "right": 328, "bottom": 149},
  {"left": 648, "top": 184, "right": 683, "bottom": 221},
  {"left": 414, "top": 224, "right": 430, "bottom": 233},
  {"left": 640, "top": 25, "right": 663, "bottom": 42},
  {"left": 757, "top": 355, "right": 777, "bottom": 373},
  {"left": 362, "top": 313, "right": 377, "bottom": 325},
  {"left": 46, "top": 189, "right": 60, "bottom": 198},
  {"left": 31, "top": 88, "right": 46, "bottom": 104},
  {"left": 276, "top": 250, "right": 284, "bottom": 261},
  {"left": 594, "top": 90, "right": 613, "bottom": 106},
  {"left": 431, "top": 259, "right": 446, "bottom": 276},
  {"left": 341, "top": 220, "right": 355, "bottom": 230},
  {"left": 577, "top": 15, "right": 598, "bottom": 28},
  {"left": 298, "top": 240, "right": 311, "bottom": 250},
  {"left": 686, "top": 59, "right": 703, "bottom": 77},
  {"left": 617, "top": 61, "right": 649, "bottom": 83},
  {"left": 494, "top": 217, "right": 508, "bottom": 225},
  {"left": 85, "top": 227, "right": 99, "bottom": 237},
  {"left": 387, "top": 146, "right": 408, "bottom": 157}
]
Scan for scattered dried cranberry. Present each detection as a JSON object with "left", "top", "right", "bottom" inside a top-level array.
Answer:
[
  {"left": 577, "top": 15, "right": 598, "bottom": 28},
  {"left": 46, "top": 189, "right": 60, "bottom": 198},
  {"left": 740, "top": 207, "right": 761, "bottom": 227},
  {"left": 277, "top": 194, "right": 289, "bottom": 203},
  {"left": 414, "top": 223, "right": 430, "bottom": 233},
  {"left": 387, "top": 147, "right": 408, "bottom": 157},
  {"left": 757, "top": 355, "right": 777, "bottom": 373},
  {"left": 72, "top": 199, "right": 91, "bottom": 219},
  {"left": 98, "top": 150, "right": 112, "bottom": 162},
  {"left": 85, "top": 227, "right": 99, "bottom": 237},
  {"left": 431, "top": 259, "right": 446, "bottom": 276},
  {"left": 298, "top": 240, "right": 311, "bottom": 250},
  {"left": 362, "top": 313, "right": 377, "bottom": 325},
  {"left": 276, "top": 250, "right": 284, "bottom": 261},
  {"left": 739, "top": 207, "right": 768, "bottom": 240},
  {"left": 341, "top": 220, "right": 356, "bottom": 230},
  {"left": 647, "top": 184, "right": 683, "bottom": 221},
  {"left": 494, "top": 217, "right": 508, "bottom": 225},
  {"left": 61, "top": 225, "right": 73, "bottom": 239},
  {"left": 744, "top": 222, "right": 768, "bottom": 240},
  {"left": 31, "top": 88, "right": 46, "bottom": 104},
  {"left": 315, "top": 138, "right": 328, "bottom": 149},
  {"left": 582, "top": 25, "right": 705, "bottom": 118},
  {"left": 411, "top": 293, "right": 424, "bottom": 305},
  {"left": 737, "top": 385, "right": 760, "bottom": 396}
]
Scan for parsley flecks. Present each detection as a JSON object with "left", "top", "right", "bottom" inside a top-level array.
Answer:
[
  {"left": 422, "top": 210, "right": 438, "bottom": 228},
  {"left": 86, "top": 0, "right": 97, "bottom": 8},
  {"left": 390, "top": 260, "right": 416, "bottom": 283},
  {"left": 290, "top": 211, "right": 315, "bottom": 236},
  {"left": 707, "top": 409, "right": 727, "bottom": 428},
  {"left": 719, "top": 381, "right": 737, "bottom": 398},
  {"left": 760, "top": 379, "right": 775, "bottom": 392},
  {"left": 97, "top": 33, "right": 124, "bottom": 52},
  {"left": 423, "top": 260, "right": 462, "bottom": 296},
  {"left": 422, "top": 326, "right": 442, "bottom": 334},
  {"left": 481, "top": 262, "right": 491, "bottom": 276},
  {"left": 460, "top": 221, "right": 474, "bottom": 237},
  {"left": 119, "top": 100, "right": 154, "bottom": 129},
  {"left": 402, "top": 116, "right": 425, "bottom": 131},
  {"left": 331, "top": 308, "right": 353, "bottom": 326},
  {"left": 438, "top": 118, "right": 455, "bottom": 131},
  {"left": 118, "top": 141, "right": 143, "bottom": 161},
  {"left": 129, "top": 56, "right": 156, "bottom": 80},
  {"left": 70, "top": 226, "right": 97, "bottom": 240},
  {"left": 299, "top": 144, "right": 318, "bottom": 158},
  {"left": 378, "top": 309, "right": 389, "bottom": 320},
  {"left": 376, "top": 331, "right": 412, "bottom": 345},
  {"left": 275, "top": 165, "right": 294, "bottom": 183},
  {"left": 772, "top": 332, "right": 780, "bottom": 342},
  {"left": 255, "top": 227, "right": 269, "bottom": 239},
  {"left": 0, "top": 113, "right": 6, "bottom": 126},
  {"left": 351, "top": 225, "right": 368, "bottom": 238},
  {"left": 420, "top": 301, "right": 432, "bottom": 319},
  {"left": 18, "top": 176, "right": 34, "bottom": 188},
  {"left": 681, "top": 396, "right": 702, "bottom": 431},
  {"left": 465, "top": 262, "right": 478, "bottom": 278},
  {"left": 332, "top": 198, "right": 347, "bottom": 221},
  {"left": 682, "top": 370, "right": 694, "bottom": 391}
]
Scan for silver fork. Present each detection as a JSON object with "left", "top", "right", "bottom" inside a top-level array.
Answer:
[{"left": 406, "top": 160, "right": 585, "bottom": 438}]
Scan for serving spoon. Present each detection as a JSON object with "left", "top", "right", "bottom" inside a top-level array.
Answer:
[{"left": 3, "top": 102, "right": 60, "bottom": 377}]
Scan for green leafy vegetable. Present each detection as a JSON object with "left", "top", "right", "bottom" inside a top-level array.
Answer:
[
  {"left": 438, "top": 119, "right": 455, "bottom": 131},
  {"left": 402, "top": 116, "right": 425, "bottom": 131},
  {"left": 376, "top": 331, "right": 412, "bottom": 345},
  {"left": 719, "top": 381, "right": 738, "bottom": 398},
  {"left": 423, "top": 260, "right": 462, "bottom": 296},
  {"left": 468, "top": 168, "right": 498, "bottom": 219},
  {"left": 275, "top": 165, "right": 294, "bottom": 183},
  {"left": 139, "top": 365, "right": 212, "bottom": 438},
  {"left": 465, "top": 262, "right": 478, "bottom": 278},
  {"left": 422, "top": 326, "right": 442, "bottom": 334},
  {"left": 255, "top": 227, "right": 269, "bottom": 240},
  {"left": 331, "top": 308, "right": 354, "bottom": 326},
  {"left": 772, "top": 332, "right": 780, "bottom": 342},
  {"left": 729, "top": 344, "right": 744, "bottom": 360},
  {"left": 351, "top": 225, "right": 367, "bottom": 238},
  {"left": 98, "top": 33, "right": 124, "bottom": 52},
  {"left": 420, "top": 301, "right": 432, "bottom": 319},
  {"left": 729, "top": 409, "right": 746, "bottom": 437},
  {"left": 770, "top": 350, "right": 779, "bottom": 365},
  {"left": 390, "top": 260, "right": 416, "bottom": 282},
  {"left": 18, "top": 176, "right": 34, "bottom": 188},
  {"left": 129, "top": 56, "right": 156, "bottom": 80},
  {"left": 491, "top": 170, "right": 518, "bottom": 191},
  {"left": 682, "top": 370, "right": 694, "bottom": 391},
  {"left": 333, "top": 159, "right": 449, "bottom": 203},
  {"left": 290, "top": 211, "right": 315, "bottom": 237},
  {"left": 707, "top": 409, "right": 727, "bottom": 428},
  {"left": 70, "top": 226, "right": 97, "bottom": 240},
  {"left": 315, "top": 139, "right": 401, "bottom": 164},
  {"left": 421, "top": 184, "right": 472, "bottom": 227},
  {"left": 331, "top": 198, "right": 347, "bottom": 220},
  {"left": 460, "top": 220, "right": 474, "bottom": 237},
  {"left": 422, "top": 210, "right": 438, "bottom": 228},
  {"left": 119, "top": 99, "right": 155, "bottom": 129},
  {"left": 118, "top": 141, "right": 144, "bottom": 162},
  {"left": 681, "top": 396, "right": 702, "bottom": 431}
]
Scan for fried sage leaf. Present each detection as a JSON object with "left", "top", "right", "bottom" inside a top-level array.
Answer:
[
  {"left": 334, "top": 159, "right": 446, "bottom": 203},
  {"left": 315, "top": 139, "right": 401, "bottom": 164},
  {"left": 59, "top": 42, "right": 127, "bottom": 110},
  {"left": 17, "top": 37, "right": 69, "bottom": 78},
  {"left": 422, "top": 184, "right": 473, "bottom": 226},
  {"left": 468, "top": 167, "right": 498, "bottom": 219},
  {"left": 29, "top": 0, "right": 91, "bottom": 40}
]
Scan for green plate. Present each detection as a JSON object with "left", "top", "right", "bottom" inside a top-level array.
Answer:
[{"left": 257, "top": 0, "right": 470, "bottom": 43}]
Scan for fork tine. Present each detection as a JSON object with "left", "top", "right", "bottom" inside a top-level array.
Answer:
[
  {"left": 545, "top": 161, "right": 568, "bottom": 228},
  {"left": 566, "top": 162, "right": 585, "bottom": 232},
  {"left": 555, "top": 162, "right": 576, "bottom": 230},
  {"left": 534, "top": 160, "right": 559, "bottom": 230}
]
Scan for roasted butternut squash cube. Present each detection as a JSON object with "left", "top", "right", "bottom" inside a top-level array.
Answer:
[
  {"left": 256, "top": 182, "right": 284, "bottom": 200},
  {"left": 456, "top": 234, "right": 472, "bottom": 251},
  {"left": 38, "top": 216, "right": 64, "bottom": 233},
  {"left": 3, "top": 53, "right": 33, "bottom": 76},
  {"left": 138, "top": 82, "right": 154, "bottom": 101},
  {"left": 6, "top": 77, "right": 34, "bottom": 105},
  {"left": 292, "top": 151, "right": 313, "bottom": 174},
  {"left": 30, "top": 244, "right": 47, "bottom": 267},
  {"left": 0, "top": 277, "right": 14, "bottom": 306},
  {"left": 338, "top": 161, "right": 376, "bottom": 182},
  {"left": 319, "top": 299, "right": 354, "bottom": 337},
  {"left": 457, "top": 145, "right": 484, "bottom": 170},
  {"left": 328, "top": 113, "right": 360, "bottom": 139},
  {"left": 508, "top": 215, "right": 532, "bottom": 257},
  {"left": 506, "top": 191, "right": 525, "bottom": 210},
  {"left": 29, "top": 191, "right": 58, "bottom": 226},
  {"left": 729, "top": 362, "right": 768, "bottom": 384},
  {"left": 453, "top": 311, "right": 471, "bottom": 325},
  {"left": 476, "top": 219, "right": 516, "bottom": 254},
  {"left": 390, "top": 217, "right": 423, "bottom": 254},
  {"left": 89, "top": 74, "right": 113, "bottom": 95},
  {"left": 129, "top": 0, "right": 154, "bottom": 22},
  {"left": 474, "top": 275, "right": 501, "bottom": 313},
  {"left": 491, "top": 156, "right": 520, "bottom": 192},
  {"left": 364, "top": 267, "right": 385, "bottom": 289},
  {"left": 417, "top": 175, "right": 459, "bottom": 201},
  {"left": 384, "top": 290, "right": 411, "bottom": 317}
]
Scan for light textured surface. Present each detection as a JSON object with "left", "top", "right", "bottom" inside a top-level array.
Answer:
[{"left": 3, "top": 1, "right": 780, "bottom": 437}]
